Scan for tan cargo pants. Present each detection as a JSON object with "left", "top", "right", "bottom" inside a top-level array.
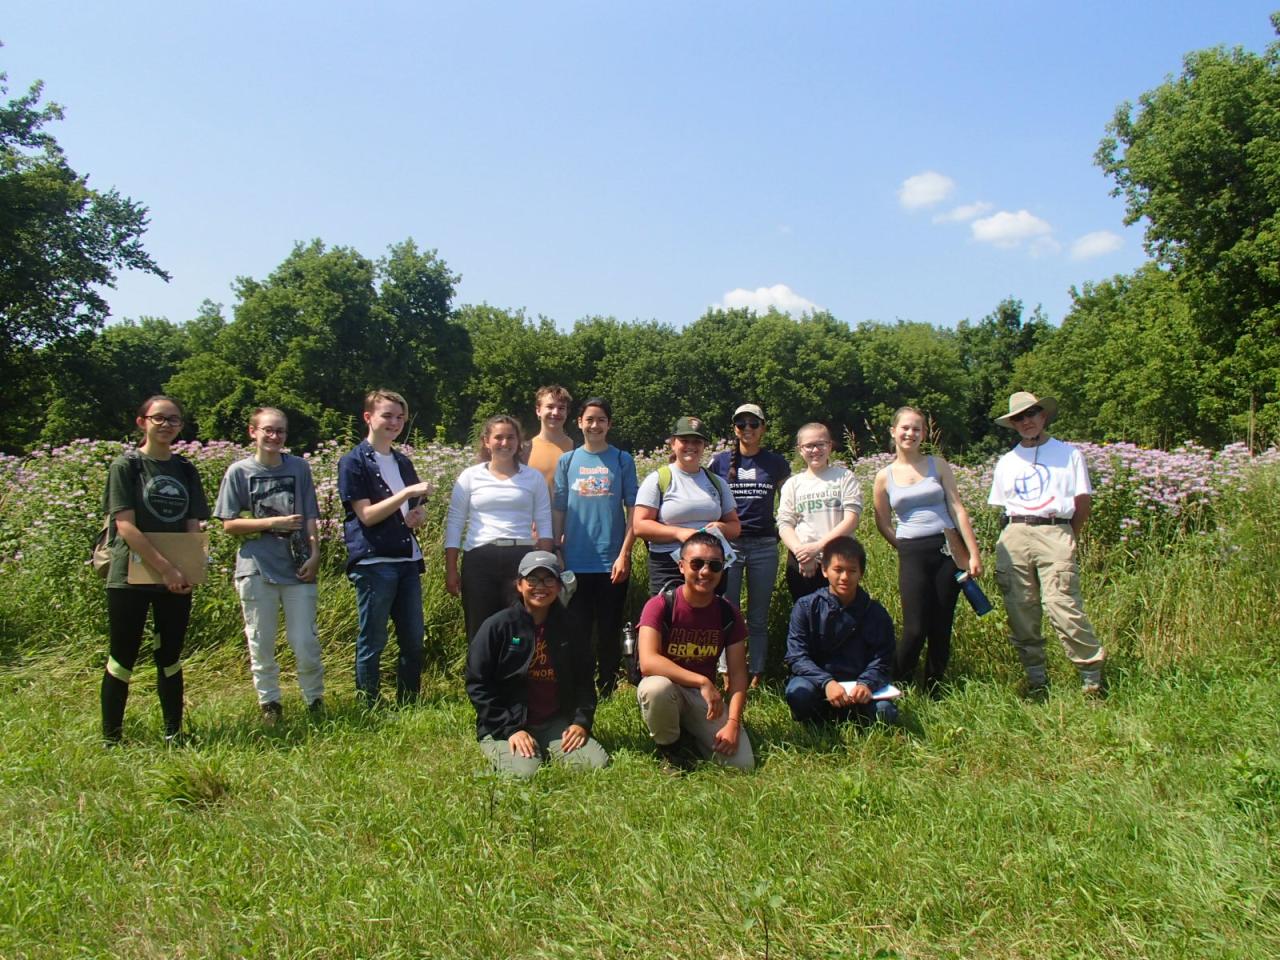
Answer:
[{"left": 994, "top": 522, "right": 1105, "bottom": 673}]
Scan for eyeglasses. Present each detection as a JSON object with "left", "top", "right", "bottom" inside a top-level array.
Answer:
[
  {"left": 522, "top": 573, "right": 559, "bottom": 588},
  {"left": 799, "top": 441, "right": 830, "bottom": 452},
  {"left": 145, "top": 415, "right": 184, "bottom": 427},
  {"left": 257, "top": 426, "right": 287, "bottom": 437},
  {"left": 685, "top": 557, "right": 725, "bottom": 573},
  {"left": 1010, "top": 407, "right": 1043, "bottom": 423},
  {"left": 734, "top": 418, "right": 762, "bottom": 430}
]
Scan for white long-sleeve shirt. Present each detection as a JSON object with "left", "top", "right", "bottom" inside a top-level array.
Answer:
[{"left": 444, "top": 463, "right": 553, "bottom": 551}]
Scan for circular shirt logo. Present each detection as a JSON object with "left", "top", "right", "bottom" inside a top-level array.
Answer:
[
  {"left": 142, "top": 474, "right": 190, "bottom": 523},
  {"left": 1012, "top": 463, "right": 1054, "bottom": 510}
]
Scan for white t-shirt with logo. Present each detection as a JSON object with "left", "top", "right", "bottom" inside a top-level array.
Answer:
[{"left": 987, "top": 437, "right": 1092, "bottom": 519}]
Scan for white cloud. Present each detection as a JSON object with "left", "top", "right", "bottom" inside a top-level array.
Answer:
[
  {"left": 898, "top": 171, "right": 955, "bottom": 210},
  {"left": 718, "top": 283, "right": 821, "bottom": 315},
  {"left": 932, "top": 201, "right": 993, "bottom": 224},
  {"left": 1070, "top": 230, "right": 1123, "bottom": 260},
  {"left": 971, "top": 209, "right": 1054, "bottom": 248}
]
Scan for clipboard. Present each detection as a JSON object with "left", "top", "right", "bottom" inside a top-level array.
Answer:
[
  {"left": 127, "top": 532, "right": 209, "bottom": 585},
  {"left": 840, "top": 681, "right": 903, "bottom": 701}
]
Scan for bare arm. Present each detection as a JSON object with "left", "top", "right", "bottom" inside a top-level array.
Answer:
[
  {"left": 872, "top": 470, "right": 897, "bottom": 548},
  {"left": 632, "top": 505, "right": 695, "bottom": 545},
  {"left": 638, "top": 624, "right": 718, "bottom": 692},
  {"left": 611, "top": 506, "right": 636, "bottom": 584},
  {"left": 705, "top": 509, "right": 741, "bottom": 541},
  {"left": 938, "top": 459, "right": 982, "bottom": 577},
  {"left": 1071, "top": 493, "right": 1091, "bottom": 538}
]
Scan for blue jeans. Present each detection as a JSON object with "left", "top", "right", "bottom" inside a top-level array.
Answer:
[
  {"left": 349, "top": 562, "right": 424, "bottom": 704},
  {"left": 723, "top": 537, "right": 780, "bottom": 675},
  {"left": 784, "top": 676, "right": 899, "bottom": 726}
]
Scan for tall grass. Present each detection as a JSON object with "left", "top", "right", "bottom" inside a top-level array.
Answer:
[{"left": 1, "top": 442, "right": 1278, "bottom": 957}]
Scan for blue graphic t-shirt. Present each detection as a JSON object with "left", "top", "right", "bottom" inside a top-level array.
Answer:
[{"left": 552, "top": 445, "right": 639, "bottom": 574}]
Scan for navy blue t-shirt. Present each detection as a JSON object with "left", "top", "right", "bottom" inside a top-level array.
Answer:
[{"left": 709, "top": 449, "right": 790, "bottom": 539}]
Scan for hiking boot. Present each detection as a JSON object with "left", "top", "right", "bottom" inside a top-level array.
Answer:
[
  {"left": 1022, "top": 681, "right": 1050, "bottom": 704},
  {"left": 261, "top": 701, "right": 283, "bottom": 727},
  {"left": 307, "top": 697, "right": 326, "bottom": 717}
]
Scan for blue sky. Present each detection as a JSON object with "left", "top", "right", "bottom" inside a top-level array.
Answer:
[{"left": 6, "top": 2, "right": 1277, "bottom": 331}]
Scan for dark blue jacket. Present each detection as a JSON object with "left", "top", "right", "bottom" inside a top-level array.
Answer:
[
  {"left": 464, "top": 602, "right": 596, "bottom": 741},
  {"left": 785, "top": 587, "right": 894, "bottom": 691},
  {"left": 337, "top": 440, "right": 425, "bottom": 572}
]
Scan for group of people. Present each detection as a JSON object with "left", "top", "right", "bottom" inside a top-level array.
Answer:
[{"left": 99, "top": 388, "right": 1106, "bottom": 773}]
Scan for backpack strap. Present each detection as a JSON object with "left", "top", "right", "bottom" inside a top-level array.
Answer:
[{"left": 660, "top": 582, "right": 736, "bottom": 646}]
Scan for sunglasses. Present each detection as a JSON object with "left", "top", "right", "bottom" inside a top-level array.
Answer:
[
  {"left": 734, "top": 418, "right": 762, "bottom": 430},
  {"left": 1010, "top": 407, "right": 1043, "bottom": 423},
  {"left": 684, "top": 557, "right": 725, "bottom": 573}
]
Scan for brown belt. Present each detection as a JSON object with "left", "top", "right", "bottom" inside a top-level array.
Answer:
[{"left": 1008, "top": 515, "right": 1071, "bottom": 526}]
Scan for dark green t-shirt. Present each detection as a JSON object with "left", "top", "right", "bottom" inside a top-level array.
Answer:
[{"left": 103, "top": 452, "right": 210, "bottom": 588}]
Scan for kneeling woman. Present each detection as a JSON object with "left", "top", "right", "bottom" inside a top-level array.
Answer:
[
  {"left": 465, "top": 550, "right": 609, "bottom": 779},
  {"left": 101, "top": 395, "right": 210, "bottom": 744}
]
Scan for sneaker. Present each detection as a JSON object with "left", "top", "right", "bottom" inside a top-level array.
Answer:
[
  {"left": 656, "top": 733, "right": 698, "bottom": 773},
  {"left": 1023, "top": 681, "right": 1050, "bottom": 704},
  {"left": 307, "top": 697, "right": 326, "bottom": 717},
  {"left": 163, "top": 730, "right": 190, "bottom": 748},
  {"left": 261, "top": 701, "right": 283, "bottom": 727},
  {"left": 1081, "top": 679, "right": 1108, "bottom": 700}
]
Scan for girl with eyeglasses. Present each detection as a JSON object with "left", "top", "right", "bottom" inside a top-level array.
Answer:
[
  {"left": 776, "top": 422, "right": 862, "bottom": 600},
  {"left": 872, "top": 406, "right": 981, "bottom": 696},
  {"left": 100, "top": 395, "right": 210, "bottom": 744},
  {"left": 709, "top": 403, "right": 789, "bottom": 687},
  {"left": 213, "top": 407, "right": 325, "bottom": 725}
]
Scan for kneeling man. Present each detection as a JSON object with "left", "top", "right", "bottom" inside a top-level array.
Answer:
[
  {"left": 466, "top": 550, "right": 609, "bottom": 778},
  {"left": 785, "top": 536, "right": 898, "bottom": 726},
  {"left": 636, "top": 531, "right": 754, "bottom": 770}
]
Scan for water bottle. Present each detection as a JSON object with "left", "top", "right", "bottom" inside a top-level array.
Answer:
[
  {"left": 955, "top": 571, "right": 993, "bottom": 616},
  {"left": 621, "top": 621, "right": 637, "bottom": 658}
]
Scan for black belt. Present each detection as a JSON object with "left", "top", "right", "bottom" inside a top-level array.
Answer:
[{"left": 1008, "top": 515, "right": 1071, "bottom": 526}]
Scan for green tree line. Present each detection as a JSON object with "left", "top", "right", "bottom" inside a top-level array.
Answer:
[{"left": 3, "top": 14, "right": 1278, "bottom": 455}]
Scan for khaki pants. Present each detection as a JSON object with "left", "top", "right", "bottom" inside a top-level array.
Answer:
[
  {"left": 636, "top": 676, "right": 755, "bottom": 770},
  {"left": 479, "top": 717, "right": 609, "bottom": 779},
  {"left": 994, "top": 523, "right": 1105, "bottom": 673}
]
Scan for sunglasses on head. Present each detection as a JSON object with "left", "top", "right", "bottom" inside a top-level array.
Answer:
[
  {"left": 1010, "top": 406, "right": 1043, "bottom": 423},
  {"left": 734, "top": 418, "right": 762, "bottom": 430},
  {"left": 685, "top": 557, "right": 725, "bottom": 573}
]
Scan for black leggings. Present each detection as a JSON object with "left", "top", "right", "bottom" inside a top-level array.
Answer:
[
  {"left": 102, "top": 587, "right": 191, "bottom": 740},
  {"left": 894, "top": 534, "right": 961, "bottom": 687},
  {"left": 568, "top": 572, "right": 630, "bottom": 693}
]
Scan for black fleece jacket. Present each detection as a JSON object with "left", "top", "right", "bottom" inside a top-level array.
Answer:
[{"left": 464, "top": 602, "right": 596, "bottom": 740}]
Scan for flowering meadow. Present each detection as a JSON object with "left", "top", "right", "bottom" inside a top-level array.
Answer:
[{"left": 0, "top": 433, "right": 1276, "bottom": 671}]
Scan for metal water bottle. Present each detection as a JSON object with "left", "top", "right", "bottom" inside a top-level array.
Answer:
[
  {"left": 955, "top": 571, "right": 993, "bottom": 616},
  {"left": 621, "top": 621, "right": 637, "bottom": 658}
]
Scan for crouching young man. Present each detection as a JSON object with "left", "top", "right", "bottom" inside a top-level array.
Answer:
[
  {"left": 784, "top": 536, "right": 899, "bottom": 726},
  {"left": 465, "top": 550, "right": 609, "bottom": 779},
  {"left": 636, "top": 531, "right": 754, "bottom": 770}
]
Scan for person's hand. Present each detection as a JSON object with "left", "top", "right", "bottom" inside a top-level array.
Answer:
[
  {"left": 699, "top": 678, "right": 724, "bottom": 720},
  {"left": 271, "top": 513, "right": 304, "bottom": 533},
  {"left": 162, "top": 563, "right": 192, "bottom": 595},
  {"left": 712, "top": 717, "right": 741, "bottom": 755},
  {"left": 794, "top": 542, "right": 818, "bottom": 566},
  {"left": 967, "top": 552, "right": 982, "bottom": 579},
  {"left": 560, "top": 724, "right": 588, "bottom": 753},
  {"left": 406, "top": 481, "right": 434, "bottom": 500},
  {"left": 824, "top": 679, "right": 850, "bottom": 708},
  {"left": 799, "top": 557, "right": 821, "bottom": 578},
  {"left": 849, "top": 682, "right": 872, "bottom": 704},
  {"left": 610, "top": 552, "right": 631, "bottom": 585},
  {"left": 445, "top": 569, "right": 461, "bottom": 596},
  {"left": 508, "top": 730, "right": 537, "bottom": 759},
  {"left": 297, "top": 552, "right": 320, "bottom": 583},
  {"left": 404, "top": 505, "right": 427, "bottom": 530}
]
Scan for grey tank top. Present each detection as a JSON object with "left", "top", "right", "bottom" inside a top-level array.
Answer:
[{"left": 886, "top": 457, "right": 954, "bottom": 539}]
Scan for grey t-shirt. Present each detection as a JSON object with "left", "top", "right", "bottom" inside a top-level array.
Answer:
[
  {"left": 214, "top": 454, "right": 319, "bottom": 584},
  {"left": 635, "top": 465, "right": 737, "bottom": 555}
]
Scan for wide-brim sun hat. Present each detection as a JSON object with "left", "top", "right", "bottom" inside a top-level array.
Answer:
[
  {"left": 669, "top": 415, "right": 712, "bottom": 442},
  {"left": 995, "top": 391, "right": 1058, "bottom": 429}
]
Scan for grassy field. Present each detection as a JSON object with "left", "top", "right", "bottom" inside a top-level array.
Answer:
[{"left": 1, "top": 444, "right": 1279, "bottom": 958}]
